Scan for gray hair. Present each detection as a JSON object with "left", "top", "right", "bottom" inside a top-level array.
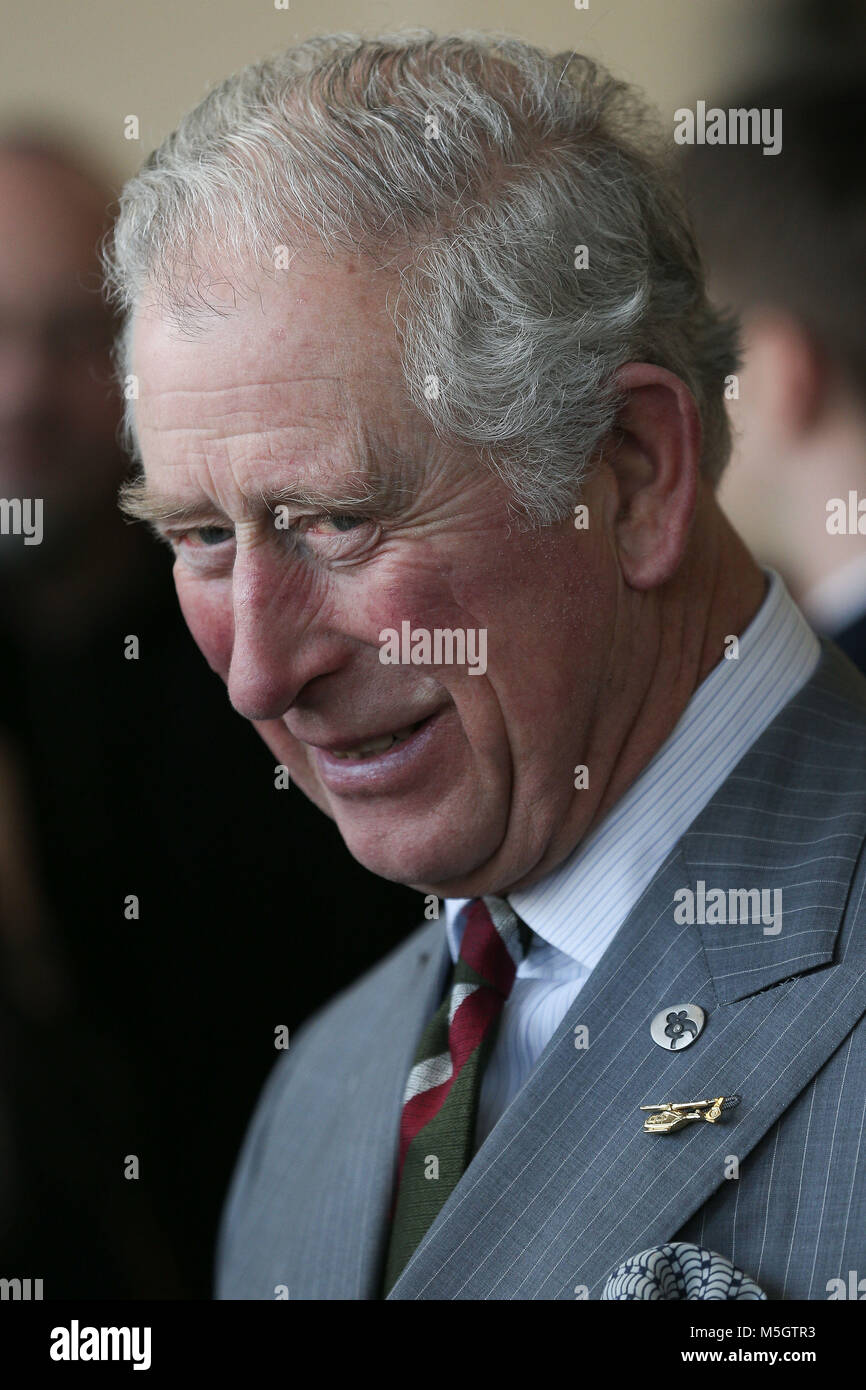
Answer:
[{"left": 102, "top": 29, "right": 738, "bottom": 524}]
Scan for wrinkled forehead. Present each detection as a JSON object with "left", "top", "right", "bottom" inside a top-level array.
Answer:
[
  {"left": 127, "top": 255, "right": 436, "bottom": 500},
  {"left": 131, "top": 250, "right": 403, "bottom": 386}
]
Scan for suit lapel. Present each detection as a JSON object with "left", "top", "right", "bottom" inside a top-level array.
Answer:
[{"left": 388, "top": 646, "right": 866, "bottom": 1299}]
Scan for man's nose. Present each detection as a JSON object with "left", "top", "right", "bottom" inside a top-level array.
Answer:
[{"left": 226, "top": 547, "right": 340, "bottom": 721}]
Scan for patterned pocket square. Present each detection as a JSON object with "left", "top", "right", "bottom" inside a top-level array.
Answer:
[{"left": 602, "top": 1241, "right": 766, "bottom": 1300}]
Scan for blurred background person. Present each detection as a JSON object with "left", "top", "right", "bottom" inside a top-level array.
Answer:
[
  {"left": 680, "top": 49, "right": 866, "bottom": 669},
  {"left": 0, "top": 130, "right": 422, "bottom": 1296}
]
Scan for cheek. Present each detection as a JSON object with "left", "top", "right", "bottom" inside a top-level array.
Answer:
[
  {"left": 358, "top": 544, "right": 498, "bottom": 638},
  {"left": 175, "top": 571, "right": 235, "bottom": 679}
]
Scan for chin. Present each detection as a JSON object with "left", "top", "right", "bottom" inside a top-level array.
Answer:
[{"left": 331, "top": 814, "right": 490, "bottom": 893}]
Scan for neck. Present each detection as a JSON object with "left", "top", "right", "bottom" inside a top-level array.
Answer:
[
  {"left": 511, "top": 488, "right": 767, "bottom": 894},
  {"left": 600, "top": 492, "right": 763, "bottom": 825}
]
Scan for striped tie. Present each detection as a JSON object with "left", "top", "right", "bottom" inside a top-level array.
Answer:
[{"left": 382, "top": 895, "right": 531, "bottom": 1295}]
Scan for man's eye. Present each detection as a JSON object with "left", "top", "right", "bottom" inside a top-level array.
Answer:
[
  {"left": 304, "top": 514, "right": 366, "bottom": 535},
  {"left": 182, "top": 526, "right": 234, "bottom": 547},
  {"left": 293, "top": 513, "right": 380, "bottom": 563}
]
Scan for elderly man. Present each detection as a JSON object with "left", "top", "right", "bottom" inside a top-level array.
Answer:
[{"left": 105, "top": 32, "right": 866, "bottom": 1300}]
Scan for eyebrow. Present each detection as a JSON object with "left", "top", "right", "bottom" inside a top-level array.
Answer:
[{"left": 118, "top": 469, "right": 416, "bottom": 530}]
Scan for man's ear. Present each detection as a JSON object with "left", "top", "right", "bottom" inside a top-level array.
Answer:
[{"left": 606, "top": 362, "right": 701, "bottom": 590}]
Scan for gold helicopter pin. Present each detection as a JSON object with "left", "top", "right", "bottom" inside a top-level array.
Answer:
[{"left": 641, "top": 1094, "right": 741, "bottom": 1134}]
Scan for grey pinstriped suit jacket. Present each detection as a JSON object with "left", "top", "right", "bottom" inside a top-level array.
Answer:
[{"left": 217, "top": 641, "right": 866, "bottom": 1300}]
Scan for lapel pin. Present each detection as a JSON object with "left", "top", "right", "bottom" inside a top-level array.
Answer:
[
  {"left": 641, "top": 1095, "right": 741, "bottom": 1134},
  {"left": 650, "top": 1003, "right": 705, "bottom": 1050}
]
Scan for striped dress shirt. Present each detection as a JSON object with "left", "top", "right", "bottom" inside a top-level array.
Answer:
[{"left": 444, "top": 569, "right": 821, "bottom": 1148}]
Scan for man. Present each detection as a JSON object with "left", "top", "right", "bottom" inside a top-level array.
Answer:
[
  {"left": 105, "top": 32, "right": 866, "bottom": 1299},
  {"left": 681, "top": 68, "right": 866, "bottom": 671}
]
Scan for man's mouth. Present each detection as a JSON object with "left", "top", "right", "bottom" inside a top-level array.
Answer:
[
  {"left": 328, "top": 717, "right": 428, "bottom": 761},
  {"left": 306, "top": 707, "right": 452, "bottom": 796}
]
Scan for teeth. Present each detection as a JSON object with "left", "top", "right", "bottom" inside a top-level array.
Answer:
[
  {"left": 331, "top": 723, "right": 418, "bottom": 760},
  {"left": 335, "top": 735, "right": 396, "bottom": 760}
]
